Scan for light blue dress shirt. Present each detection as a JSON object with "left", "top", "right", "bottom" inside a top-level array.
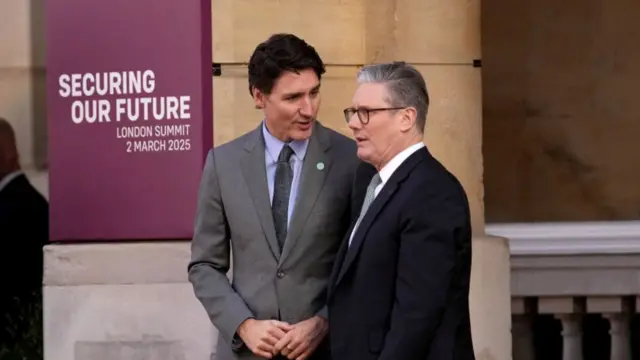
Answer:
[{"left": 262, "top": 122, "right": 309, "bottom": 228}]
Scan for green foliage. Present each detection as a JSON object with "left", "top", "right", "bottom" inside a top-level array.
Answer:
[{"left": 0, "top": 290, "right": 43, "bottom": 360}]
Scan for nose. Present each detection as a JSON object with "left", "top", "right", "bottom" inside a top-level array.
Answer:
[
  {"left": 347, "top": 113, "right": 360, "bottom": 132},
  {"left": 299, "top": 96, "right": 313, "bottom": 117}
]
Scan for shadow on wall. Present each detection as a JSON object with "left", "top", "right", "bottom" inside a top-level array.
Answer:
[{"left": 482, "top": 0, "right": 640, "bottom": 222}]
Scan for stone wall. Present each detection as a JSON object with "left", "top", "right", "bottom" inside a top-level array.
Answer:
[
  {"left": 0, "top": 0, "right": 47, "bottom": 171},
  {"left": 44, "top": 243, "right": 213, "bottom": 360},
  {"left": 482, "top": 0, "right": 640, "bottom": 222},
  {"left": 8, "top": 0, "right": 640, "bottom": 224},
  {"left": 210, "top": 3, "right": 512, "bottom": 359},
  {"left": 6, "top": 1, "right": 513, "bottom": 359},
  {"left": 211, "top": 0, "right": 486, "bottom": 233}
]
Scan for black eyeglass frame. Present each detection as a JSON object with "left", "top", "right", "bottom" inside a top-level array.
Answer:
[{"left": 343, "top": 106, "right": 407, "bottom": 124}]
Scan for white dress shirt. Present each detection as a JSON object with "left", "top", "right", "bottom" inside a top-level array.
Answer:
[
  {"left": 348, "top": 142, "right": 425, "bottom": 245},
  {"left": 262, "top": 122, "right": 309, "bottom": 228},
  {"left": 0, "top": 170, "right": 23, "bottom": 193}
]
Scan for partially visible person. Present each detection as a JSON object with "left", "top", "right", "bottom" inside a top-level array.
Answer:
[
  {"left": 327, "top": 62, "right": 475, "bottom": 360},
  {"left": 0, "top": 117, "right": 48, "bottom": 358},
  {"left": 188, "top": 34, "right": 359, "bottom": 360}
]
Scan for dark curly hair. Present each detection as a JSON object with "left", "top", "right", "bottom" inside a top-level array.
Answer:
[{"left": 248, "top": 33, "right": 326, "bottom": 96}]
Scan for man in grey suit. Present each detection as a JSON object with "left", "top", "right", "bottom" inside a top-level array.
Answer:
[{"left": 188, "top": 33, "right": 359, "bottom": 360}]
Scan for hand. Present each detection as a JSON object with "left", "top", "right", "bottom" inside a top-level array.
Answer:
[
  {"left": 273, "top": 316, "right": 328, "bottom": 360},
  {"left": 237, "top": 318, "right": 293, "bottom": 358}
]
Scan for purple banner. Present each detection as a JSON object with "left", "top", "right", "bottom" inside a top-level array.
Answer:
[{"left": 45, "top": 0, "right": 212, "bottom": 241}]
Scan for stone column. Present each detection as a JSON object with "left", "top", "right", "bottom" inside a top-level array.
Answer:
[
  {"left": 512, "top": 315, "right": 535, "bottom": 360},
  {"left": 588, "top": 297, "right": 633, "bottom": 360},
  {"left": 0, "top": 0, "right": 48, "bottom": 195},
  {"left": 556, "top": 314, "right": 583, "bottom": 360},
  {"left": 604, "top": 313, "right": 631, "bottom": 360},
  {"left": 512, "top": 298, "right": 535, "bottom": 360},
  {"left": 212, "top": 1, "right": 511, "bottom": 359},
  {"left": 390, "top": 1, "right": 512, "bottom": 359},
  {"left": 541, "top": 297, "right": 586, "bottom": 360}
]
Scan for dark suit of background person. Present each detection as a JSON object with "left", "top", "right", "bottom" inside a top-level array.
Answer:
[
  {"left": 327, "top": 62, "right": 475, "bottom": 360},
  {"left": 188, "top": 34, "right": 358, "bottom": 360},
  {"left": 0, "top": 118, "right": 48, "bottom": 355}
]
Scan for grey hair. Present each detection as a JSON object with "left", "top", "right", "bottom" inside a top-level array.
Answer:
[{"left": 356, "top": 61, "right": 429, "bottom": 133}]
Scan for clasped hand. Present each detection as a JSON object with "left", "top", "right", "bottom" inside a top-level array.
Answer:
[{"left": 237, "top": 316, "right": 327, "bottom": 359}]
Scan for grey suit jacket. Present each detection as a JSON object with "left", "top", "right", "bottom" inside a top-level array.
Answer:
[{"left": 188, "top": 121, "right": 358, "bottom": 360}]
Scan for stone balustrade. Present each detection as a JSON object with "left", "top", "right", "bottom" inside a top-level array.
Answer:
[
  {"left": 488, "top": 221, "right": 640, "bottom": 360},
  {"left": 510, "top": 296, "right": 638, "bottom": 360}
]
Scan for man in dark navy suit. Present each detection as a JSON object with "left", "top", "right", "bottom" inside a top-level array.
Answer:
[
  {"left": 0, "top": 117, "right": 48, "bottom": 246},
  {"left": 0, "top": 117, "right": 48, "bottom": 355},
  {"left": 327, "top": 62, "right": 475, "bottom": 360}
]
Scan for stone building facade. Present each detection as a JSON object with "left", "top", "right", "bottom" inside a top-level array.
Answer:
[{"left": 3, "top": 0, "right": 639, "bottom": 359}]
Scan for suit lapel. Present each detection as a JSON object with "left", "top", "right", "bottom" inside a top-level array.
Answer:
[
  {"left": 334, "top": 148, "right": 427, "bottom": 286},
  {"left": 328, "top": 220, "right": 353, "bottom": 299},
  {"left": 335, "top": 181, "right": 399, "bottom": 285},
  {"left": 328, "top": 162, "right": 376, "bottom": 298},
  {"left": 279, "top": 123, "right": 332, "bottom": 265},
  {"left": 241, "top": 126, "right": 280, "bottom": 260}
]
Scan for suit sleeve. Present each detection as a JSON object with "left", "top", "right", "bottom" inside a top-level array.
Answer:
[
  {"left": 378, "top": 185, "right": 468, "bottom": 360},
  {"left": 315, "top": 305, "right": 329, "bottom": 321},
  {"left": 188, "top": 149, "right": 254, "bottom": 347}
]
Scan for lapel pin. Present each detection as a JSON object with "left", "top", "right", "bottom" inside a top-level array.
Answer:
[{"left": 316, "top": 162, "right": 325, "bottom": 171}]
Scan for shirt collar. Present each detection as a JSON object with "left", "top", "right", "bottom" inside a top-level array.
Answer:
[
  {"left": 378, "top": 142, "right": 425, "bottom": 184},
  {"left": 262, "top": 121, "right": 309, "bottom": 162},
  {"left": 0, "top": 170, "right": 23, "bottom": 193}
]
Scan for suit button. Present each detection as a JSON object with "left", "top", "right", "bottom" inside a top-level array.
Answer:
[{"left": 277, "top": 271, "right": 284, "bottom": 278}]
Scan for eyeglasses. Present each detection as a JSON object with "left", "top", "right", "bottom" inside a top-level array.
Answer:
[{"left": 343, "top": 107, "right": 406, "bottom": 125}]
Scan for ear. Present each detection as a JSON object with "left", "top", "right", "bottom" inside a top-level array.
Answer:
[
  {"left": 252, "top": 87, "right": 266, "bottom": 109},
  {"left": 399, "top": 107, "right": 417, "bottom": 133}
]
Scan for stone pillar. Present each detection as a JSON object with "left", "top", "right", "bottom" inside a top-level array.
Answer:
[
  {"left": 212, "top": 1, "right": 511, "bottom": 359},
  {"left": 588, "top": 297, "right": 633, "bottom": 360},
  {"left": 541, "top": 297, "right": 586, "bottom": 360},
  {"left": 556, "top": 314, "right": 583, "bottom": 360},
  {"left": 511, "top": 298, "right": 535, "bottom": 360},
  {"left": 0, "top": 0, "right": 47, "bottom": 182},
  {"left": 604, "top": 313, "right": 631, "bottom": 360},
  {"left": 392, "top": 1, "right": 512, "bottom": 358},
  {"left": 512, "top": 315, "right": 535, "bottom": 360}
]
